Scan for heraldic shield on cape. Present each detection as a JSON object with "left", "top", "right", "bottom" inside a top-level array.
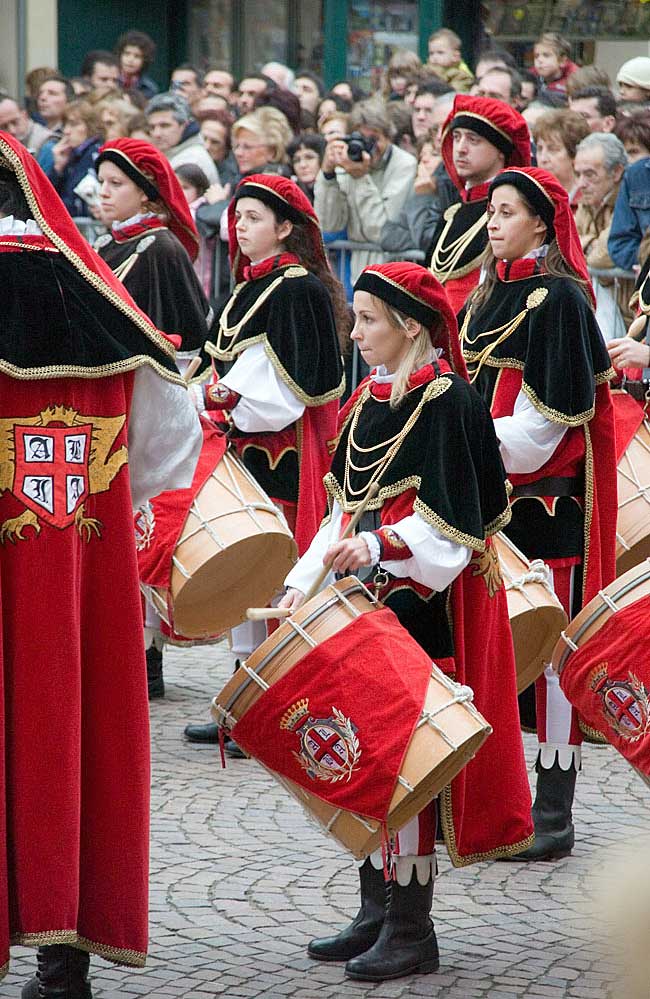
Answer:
[
  {"left": 281, "top": 698, "right": 361, "bottom": 784},
  {"left": 0, "top": 405, "right": 127, "bottom": 543}
]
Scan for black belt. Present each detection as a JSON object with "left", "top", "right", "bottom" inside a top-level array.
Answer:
[{"left": 511, "top": 476, "right": 584, "bottom": 499}]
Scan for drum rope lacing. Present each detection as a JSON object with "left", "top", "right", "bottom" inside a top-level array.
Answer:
[
  {"left": 502, "top": 559, "right": 553, "bottom": 608},
  {"left": 617, "top": 428, "right": 650, "bottom": 553},
  {"left": 172, "top": 453, "right": 282, "bottom": 576}
]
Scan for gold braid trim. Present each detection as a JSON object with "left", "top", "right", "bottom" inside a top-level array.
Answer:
[
  {"left": 521, "top": 380, "right": 595, "bottom": 427},
  {"left": 413, "top": 496, "right": 487, "bottom": 552},
  {"left": 595, "top": 367, "right": 616, "bottom": 385},
  {"left": 0, "top": 140, "right": 176, "bottom": 360},
  {"left": 582, "top": 421, "right": 594, "bottom": 597},
  {"left": 439, "top": 784, "right": 535, "bottom": 868},
  {"left": 10, "top": 930, "right": 146, "bottom": 968},
  {"left": 0, "top": 354, "right": 184, "bottom": 384},
  {"left": 462, "top": 353, "right": 524, "bottom": 371},
  {"left": 238, "top": 441, "right": 297, "bottom": 470},
  {"left": 205, "top": 332, "right": 267, "bottom": 362},
  {"left": 579, "top": 717, "right": 608, "bottom": 744},
  {"left": 263, "top": 340, "right": 345, "bottom": 406},
  {"left": 485, "top": 504, "right": 512, "bottom": 536},
  {"left": 324, "top": 471, "right": 422, "bottom": 511},
  {"left": 0, "top": 241, "right": 58, "bottom": 252},
  {"left": 0, "top": 959, "right": 8, "bottom": 981},
  {"left": 379, "top": 580, "right": 436, "bottom": 602}
]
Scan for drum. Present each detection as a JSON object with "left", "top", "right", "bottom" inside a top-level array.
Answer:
[
  {"left": 552, "top": 560, "right": 650, "bottom": 782},
  {"left": 212, "top": 577, "right": 491, "bottom": 859},
  {"left": 495, "top": 533, "right": 567, "bottom": 693},
  {"left": 142, "top": 448, "right": 297, "bottom": 638},
  {"left": 616, "top": 411, "right": 650, "bottom": 575}
]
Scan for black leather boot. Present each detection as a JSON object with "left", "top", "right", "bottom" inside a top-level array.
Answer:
[
  {"left": 182, "top": 724, "right": 247, "bottom": 758},
  {"left": 345, "top": 869, "right": 439, "bottom": 981},
  {"left": 146, "top": 643, "right": 164, "bottom": 700},
  {"left": 308, "top": 858, "right": 387, "bottom": 962},
  {"left": 507, "top": 758, "right": 577, "bottom": 862},
  {"left": 22, "top": 945, "right": 92, "bottom": 998}
]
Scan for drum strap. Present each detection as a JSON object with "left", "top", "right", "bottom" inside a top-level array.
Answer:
[{"left": 510, "top": 475, "right": 584, "bottom": 499}]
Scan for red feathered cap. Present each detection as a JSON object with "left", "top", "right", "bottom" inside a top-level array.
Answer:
[
  {"left": 354, "top": 262, "right": 468, "bottom": 380},
  {"left": 228, "top": 173, "right": 328, "bottom": 282},
  {"left": 0, "top": 130, "right": 178, "bottom": 359},
  {"left": 489, "top": 166, "right": 596, "bottom": 308},
  {"left": 96, "top": 138, "right": 200, "bottom": 261},
  {"left": 441, "top": 95, "right": 531, "bottom": 196}
]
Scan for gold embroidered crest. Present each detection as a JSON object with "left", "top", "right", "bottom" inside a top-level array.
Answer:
[
  {"left": 470, "top": 542, "right": 502, "bottom": 597},
  {"left": 526, "top": 287, "right": 549, "bottom": 310},
  {"left": 0, "top": 405, "right": 127, "bottom": 543}
]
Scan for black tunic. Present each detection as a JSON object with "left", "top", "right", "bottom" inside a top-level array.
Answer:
[
  {"left": 97, "top": 228, "right": 210, "bottom": 352},
  {"left": 425, "top": 199, "right": 489, "bottom": 280}
]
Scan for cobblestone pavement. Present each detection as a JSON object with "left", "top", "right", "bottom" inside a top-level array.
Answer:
[{"left": 4, "top": 641, "right": 646, "bottom": 998}]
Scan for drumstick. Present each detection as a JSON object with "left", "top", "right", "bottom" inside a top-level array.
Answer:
[
  {"left": 246, "top": 607, "right": 292, "bottom": 621},
  {"left": 245, "top": 481, "right": 381, "bottom": 621},
  {"left": 302, "top": 481, "right": 380, "bottom": 603},
  {"left": 183, "top": 355, "right": 202, "bottom": 382}
]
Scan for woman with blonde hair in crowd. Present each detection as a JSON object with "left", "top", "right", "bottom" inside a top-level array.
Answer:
[
  {"left": 97, "top": 96, "right": 141, "bottom": 140},
  {"left": 231, "top": 106, "right": 292, "bottom": 177},
  {"left": 533, "top": 108, "right": 590, "bottom": 207}
]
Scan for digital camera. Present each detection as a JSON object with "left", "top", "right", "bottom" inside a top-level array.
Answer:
[{"left": 343, "top": 132, "right": 377, "bottom": 162}]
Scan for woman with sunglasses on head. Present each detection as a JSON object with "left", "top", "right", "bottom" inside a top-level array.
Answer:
[{"left": 460, "top": 166, "right": 617, "bottom": 861}]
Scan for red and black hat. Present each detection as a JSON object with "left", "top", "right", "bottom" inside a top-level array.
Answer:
[
  {"left": 95, "top": 138, "right": 200, "bottom": 261},
  {"left": 441, "top": 95, "right": 531, "bottom": 196},
  {"left": 354, "top": 262, "right": 468, "bottom": 379},
  {"left": 228, "top": 173, "right": 328, "bottom": 282},
  {"left": 489, "top": 166, "right": 596, "bottom": 307}
]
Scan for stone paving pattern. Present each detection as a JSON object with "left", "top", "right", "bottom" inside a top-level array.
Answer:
[{"left": 4, "top": 640, "right": 646, "bottom": 998}]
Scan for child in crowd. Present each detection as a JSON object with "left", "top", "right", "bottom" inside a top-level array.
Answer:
[
  {"left": 533, "top": 32, "right": 578, "bottom": 94},
  {"left": 427, "top": 28, "right": 474, "bottom": 93},
  {"left": 175, "top": 162, "right": 212, "bottom": 295}
]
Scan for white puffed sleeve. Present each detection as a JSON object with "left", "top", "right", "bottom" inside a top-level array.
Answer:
[
  {"left": 220, "top": 341, "right": 306, "bottom": 432},
  {"left": 284, "top": 503, "right": 343, "bottom": 594},
  {"left": 494, "top": 389, "right": 567, "bottom": 475},
  {"left": 379, "top": 512, "right": 473, "bottom": 591},
  {"left": 128, "top": 366, "right": 202, "bottom": 509}
]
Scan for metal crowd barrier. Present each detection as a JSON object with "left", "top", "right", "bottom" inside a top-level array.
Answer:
[{"left": 71, "top": 216, "right": 107, "bottom": 245}]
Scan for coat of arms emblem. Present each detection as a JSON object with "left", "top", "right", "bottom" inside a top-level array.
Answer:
[
  {"left": 280, "top": 698, "right": 361, "bottom": 783},
  {"left": 590, "top": 662, "right": 650, "bottom": 742},
  {"left": 0, "top": 405, "right": 127, "bottom": 542}
]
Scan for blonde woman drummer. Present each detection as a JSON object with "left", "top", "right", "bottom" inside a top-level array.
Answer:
[{"left": 278, "top": 261, "right": 532, "bottom": 983}]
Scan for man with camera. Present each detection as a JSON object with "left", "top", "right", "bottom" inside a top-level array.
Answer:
[{"left": 314, "top": 98, "right": 416, "bottom": 281}]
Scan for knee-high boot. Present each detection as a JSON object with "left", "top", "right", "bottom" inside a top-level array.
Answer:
[
  {"left": 21, "top": 945, "right": 92, "bottom": 999},
  {"left": 308, "top": 856, "right": 387, "bottom": 961},
  {"left": 344, "top": 866, "right": 439, "bottom": 981},
  {"left": 509, "top": 757, "right": 577, "bottom": 861}
]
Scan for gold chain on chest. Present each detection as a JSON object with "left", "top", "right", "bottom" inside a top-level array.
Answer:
[
  {"left": 214, "top": 274, "right": 286, "bottom": 354},
  {"left": 430, "top": 204, "right": 488, "bottom": 283}
]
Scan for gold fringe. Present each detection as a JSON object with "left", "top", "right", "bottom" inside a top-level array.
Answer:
[
  {"left": 521, "top": 380, "right": 595, "bottom": 427},
  {"left": 413, "top": 497, "right": 488, "bottom": 552},
  {"left": 10, "top": 930, "right": 146, "bottom": 968},
  {"left": 439, "top": 784, "right": 535, "bottom": 868},
  {"left": 263, "top": 341, "right": 345, "bottom": 406},
  {"left": 0, "top": 354, "right": 184, "bottom": 385},
  {"left": 324, "top": 471, "right": 422, "bottom": 512},
  {"left": 484, "top": 504, "right": 512, "bottom": 536},
  {"left": 582, "top": 421, "right": 594, "bottom": 608},
  {"left": 595, "top": 367, "right": 616, "bottom": 385},
  {"left": 579, "top": 717, "right": 608, "bottom": 744}
]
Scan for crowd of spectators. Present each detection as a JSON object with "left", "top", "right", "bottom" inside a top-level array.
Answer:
[{"left": 3, "top": 25, "right": 650, "bottom": 306}]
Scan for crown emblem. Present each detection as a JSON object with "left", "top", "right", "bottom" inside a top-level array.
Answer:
[{"left": 280, "top": 698, "right": 310, "bottom": 731}]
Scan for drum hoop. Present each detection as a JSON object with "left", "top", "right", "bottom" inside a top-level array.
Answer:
[
  {"left": 221, "top": 580, "right": 372, "bottom": 714},
  {"left": 557, "top": 565, "right": 650, "bottom": 674}
]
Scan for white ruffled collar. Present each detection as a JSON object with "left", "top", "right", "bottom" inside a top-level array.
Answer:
[
  {"left": 371, "top": 350, "right": 442, "bottom": 384},
  {"left": 111, "top": 211, "right": 161, "bottom": 233},
  {"left": 0, "top": 215, "right": 43, "bottom": 236}
]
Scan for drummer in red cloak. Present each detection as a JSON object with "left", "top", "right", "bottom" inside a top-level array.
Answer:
[
  {"left": 184, "top": 175, "right": 347, "bottom": 749},
  {"left": 278, "top": 262, "right": 533, "bottom": 983},
  {"left": 0, "top": 133, "right": 201, "bottom": 995},
  {"left": 459, "top": 167, "right": 617, "bottom": 861},
  {"left": 93, "top": 138, "right": 215, "bottom": 699}
]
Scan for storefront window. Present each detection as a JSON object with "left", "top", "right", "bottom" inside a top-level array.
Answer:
[
  {"left": 485, "top": 0, "right": 650, "bottom": 45},
  {"left": 189, "top": 0, "right": 232, "bottom": 70},
  {"left": 347, "top": 1, "right": 419, "bottom": 93}
]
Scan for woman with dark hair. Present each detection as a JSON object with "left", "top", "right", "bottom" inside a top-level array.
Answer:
[
  {"left": 114, "top": 30, "right": 158, "bottom": 100},
  {"left": 184, "top": 174, "right": 347, "bottom": 746},
  {"left": 614, "top": 111, "right": 650, "bottom": 163},
  {"left": 287, "top": 132, "right": 325, "bottom": 202},
  {"left": 460, "top": 166, "right": 617, "bottom": 861}
]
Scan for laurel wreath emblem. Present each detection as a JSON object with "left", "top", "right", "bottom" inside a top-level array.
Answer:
[{"left": 293, "top": 706, "right": 361, "bottom": 784}]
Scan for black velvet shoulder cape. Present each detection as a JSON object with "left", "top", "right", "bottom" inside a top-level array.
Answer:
[
  {"left": 204, "top": 264, "right": 344, "bottom": 405},
  {"left": 425, "top": 199, "right": 489, "bottom": 280},
  {"left": 0, "top": 247, "right": 179, "bottom": 380},
  {"left": 98, "top": 228, "right": 210, "bottom": 352},
  {"left": 462, "top": 275, "right": 614, "bottom": 423},
  {"left": 326, "top": 372, "right": 510, "bottom": 552}
]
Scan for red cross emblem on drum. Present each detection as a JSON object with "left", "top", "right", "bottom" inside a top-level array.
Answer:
[
  {"left": 0, "top": 405, "right": 128, "bottom": 544},
  {"left": 590, "top": 663, "right": 650, "bottom": 743},
  {"left": 280, "top": 698, "right": 361, "bottom": 783}
]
